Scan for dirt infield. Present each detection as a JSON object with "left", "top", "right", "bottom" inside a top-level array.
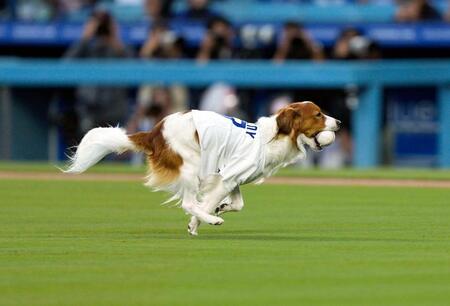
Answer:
[{"left": 1, "top": 171, "right": 449, "bottom": 188}]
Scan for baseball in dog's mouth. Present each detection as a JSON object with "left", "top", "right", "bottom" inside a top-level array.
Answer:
[{"left": 313, "top": 136, "right": 323, "bottom": 151}]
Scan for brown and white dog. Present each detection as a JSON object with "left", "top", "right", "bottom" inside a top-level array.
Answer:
[{"left": 64, "top": 101, "right": 340, "bottom": 235}]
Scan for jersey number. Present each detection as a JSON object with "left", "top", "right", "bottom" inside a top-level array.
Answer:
[{"left": 224, "top": 116, "right": 257, "bottom": 139}]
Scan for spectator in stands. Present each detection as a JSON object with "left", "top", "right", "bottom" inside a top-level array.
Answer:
[
  {"left": 65, "top": 9, "right": 133, "bottom": 136},
  {"left": 144, "top": 0, "right": 173, "bottom": 22},
  {"left": 333, "top": 28, "right": 381, "bottom": 60},
  {"left": 395, "top": 0, "right": 441, "bottom": 22},
  {"left": 127, "top": 23, "right": 188, "bottom": 164},
  {"left": 178, "top": 0, "right": 217, "bottom": 22},
  {"left": 273, "top": 21, "right": 324, "bottom": 62},
  {"left": 198, "top": 82, "right": 247, "bottom": 119},
  {"left": 127, "top": 86, "right": 180, "bottom": 133},
  {"left": 238, "top": 24, "right": 276, "bottom": 59},
  {"left": 127, "top": 83, "right": 188, "bottom": 165},
  {"left": 140, "top": 21, "right": 186, "bottom": 59},
  {"left": 127, "top": 22, "right": 188, "bottom": 136},
  {"left": 197, "top": 16, "right": 234, "bottom": 61},
  {"left": 329, "top": 28, "right": 378, "bottom": 167}
]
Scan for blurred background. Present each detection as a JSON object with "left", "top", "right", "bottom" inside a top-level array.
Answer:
[{"left": 0, "top": 0, "right": 449, "bottom": 169}]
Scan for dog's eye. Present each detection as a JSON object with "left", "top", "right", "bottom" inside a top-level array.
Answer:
[{"left": 316, "top": 112, "right": 322, "bottom": 118}]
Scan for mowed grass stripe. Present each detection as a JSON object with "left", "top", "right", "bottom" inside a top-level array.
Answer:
[{"left": 0, "top": 180, "right": 449, "bottom": 306}]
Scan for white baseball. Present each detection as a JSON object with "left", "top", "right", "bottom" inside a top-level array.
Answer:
[{"left": 316, "top": 131, "right": 335, "bottom": 147}]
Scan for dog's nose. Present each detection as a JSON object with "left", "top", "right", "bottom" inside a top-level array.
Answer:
[{"left": 336, "top": 120, "right": 342, "bottom": 129}]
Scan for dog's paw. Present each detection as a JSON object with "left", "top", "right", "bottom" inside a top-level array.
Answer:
[
  {"left": 208, "top": 216, "right": 224, "bottom": 226},
  {"left": 187, "top": 223, "right": 198, "bottom": 236},
  {"left": 215, "top": 203, "right": 229, "bottom": 215},
  {"left": 187, "top": 218, "right": 200, "bottom": 236}
]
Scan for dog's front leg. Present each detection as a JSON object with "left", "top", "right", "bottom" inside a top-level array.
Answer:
[
  {"left": 215, "top": 186, "right": 244, "bottom": 215},
  {"left": 182, "top": 191, "right": 216, "bottom": 236},
  {"left": 188, "top": 186, "right": 244, "bottom": 235},
  {"left": 187, "top": 175, "right": 235, "bottom": 235},
  {"left": 187, "top": 216, "right": 201, "bottom": 236},
  {"left": 188, "top": 193, "right": 232, "bottom": 235},
  {"left": 197, "top": 175, "right": 234, "bottom": 218}
]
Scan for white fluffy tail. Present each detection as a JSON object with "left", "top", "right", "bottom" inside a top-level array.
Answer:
[{"left": 63, "top": 127, "right": 136, "bottom": 174}]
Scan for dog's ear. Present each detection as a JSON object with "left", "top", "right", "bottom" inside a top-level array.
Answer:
[{"left": 276, "top": 107, "right": 301, "bottom": 135}]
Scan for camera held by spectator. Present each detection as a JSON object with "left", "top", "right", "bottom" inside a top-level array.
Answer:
[
  {"left": 333, "top": 28, "right": 381, "bottom": 60},
  {"left": 140, "top": 21, "right": 186, "bottom": 59},
  {"left": 274, "top": 21, "right": 324, "bottom": 62},
  {"left": 77, "top": 9, "right": 127, "bottom": 53},
  {"left": 197, "top": 16, "right": 234, "bottom": 61}
]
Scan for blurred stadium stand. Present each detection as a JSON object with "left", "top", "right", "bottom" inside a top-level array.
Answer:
[
  {"left": 3, "top": 1, "right": 449, "bottom": 23},
  {"left": 2, "top": 22, "right": 450, "bottom": 48},
  {"left": 0, "top": 0, "right": 450, "bottom": 168},
  {"left": 1, "top": 0, "right": 450, "bottom": 49}
]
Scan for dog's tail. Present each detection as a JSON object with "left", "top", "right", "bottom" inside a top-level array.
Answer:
[{"left": 63, "top": 127, "right": 143, "bottom": 174}]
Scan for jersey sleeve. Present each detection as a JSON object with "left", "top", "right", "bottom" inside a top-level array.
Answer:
[
  {"left": 198, "top": 125, "right": 221, "bottom": 180},
  {"left": 219, "top": 157, "right": 260, "bottom": 192}
]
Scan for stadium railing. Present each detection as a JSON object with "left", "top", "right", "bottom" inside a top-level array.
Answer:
[{"left": 0, "top": 59, "right": 449, "bottom": 168}]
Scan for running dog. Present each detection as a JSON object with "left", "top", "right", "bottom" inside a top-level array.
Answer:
[{"left": 64, "top": 101, "right": 340, "bottom": 235}]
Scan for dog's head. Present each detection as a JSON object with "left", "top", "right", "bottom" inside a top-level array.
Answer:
[{"left": 276, "top": 101, "right": 341, "bottom": 151}]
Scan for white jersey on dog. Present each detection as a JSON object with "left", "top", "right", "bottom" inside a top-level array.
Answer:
[{"left": 192, "top": 110, "right": 265, "bottom": 192}]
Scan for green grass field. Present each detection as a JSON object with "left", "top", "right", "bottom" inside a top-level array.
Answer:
[
  {"left": 1, "top": 165, "right": 450, "bottom": 305},
  {"left": 2, "top": 161, "right": 450, "bottom": 180}
]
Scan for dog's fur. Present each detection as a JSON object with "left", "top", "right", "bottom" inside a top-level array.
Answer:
[{"left": 64, "top": 101, "right": 340, "bottom": 235}]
